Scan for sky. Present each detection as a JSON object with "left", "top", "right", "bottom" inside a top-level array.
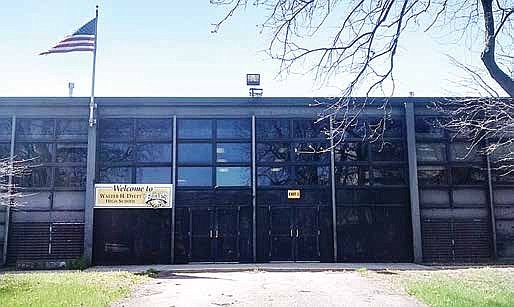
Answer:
[{"left": 0, "top": 1, "right": 504, "bottom": 97}]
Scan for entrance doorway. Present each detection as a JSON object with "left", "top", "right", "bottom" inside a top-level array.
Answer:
[
  {"left": 189, "top": 207, "right": 241, "bottom": 262},
  {"left": 269, "top": 206, "right": 320, "bottom": 261}
]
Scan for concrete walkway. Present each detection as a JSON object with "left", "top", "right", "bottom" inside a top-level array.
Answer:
[
  {"left": 89, "top": 262, "right": 429, "bottom": 274},
  {"left": 110, "top": 270, "right": 426, "bottom": 307}
]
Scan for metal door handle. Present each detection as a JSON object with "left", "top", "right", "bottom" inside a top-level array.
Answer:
[
  {"left": 296, "top": 229, "right": 299, "bottom": 238},
  {"left": 210, "top": 230, "right": 213, "bottom": 238}
]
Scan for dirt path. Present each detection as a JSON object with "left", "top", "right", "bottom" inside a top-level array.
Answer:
[{"left": 112, "top": 271, "right": 425, "bottom": 307}]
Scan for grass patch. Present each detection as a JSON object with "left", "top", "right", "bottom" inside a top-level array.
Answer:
[
  {"left": 402, "top": 268, "right": 514, "bottom": 307},
  {"left": 0, "top": 271, "right": 148, "bottom": 307}
]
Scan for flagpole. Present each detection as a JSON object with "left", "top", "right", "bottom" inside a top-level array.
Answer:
[{"left": 89, "top": 5, "right": 99, "bottom": 127}]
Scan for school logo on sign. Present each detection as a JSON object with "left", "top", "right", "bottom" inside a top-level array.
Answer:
[{"left": 95, "top": 184, "right": 173, "bottom": 208}]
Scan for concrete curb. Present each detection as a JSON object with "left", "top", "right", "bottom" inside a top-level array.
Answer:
[{"left": 88, "top": 263, "right": 431, "bottom": 274}]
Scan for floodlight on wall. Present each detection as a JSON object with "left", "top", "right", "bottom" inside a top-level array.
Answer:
[
  {"left": 246, "top": 74, "right": 260, "bottom": 86},
  {"left": 247, "top": 73, "right": 263, "bottom": 97}
]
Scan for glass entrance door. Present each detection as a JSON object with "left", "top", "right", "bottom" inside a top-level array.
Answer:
[
  {"left": 269, "top": 206, "right": 320, "bottom": 262},
  {"left": 189, "top": 207, "right": 240, "bottom": 262}
]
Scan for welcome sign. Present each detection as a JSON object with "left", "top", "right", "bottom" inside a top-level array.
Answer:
[{"left": 95, "top": 184, "right": 173, "bottom": 208}]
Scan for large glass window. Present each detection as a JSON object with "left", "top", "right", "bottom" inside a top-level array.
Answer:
[
  {"left": 16, "top": 119, "right": 54, "bottom": 140},
  {"left": 372, "top": 167, "right": 406, "bottom": 185},
  {"left": 216, "top": 119, "right": 251, "bottom": 139},
  {"left": 417, "top": 143, "right": 446, "bottom": 162},
  {"left": 0, "top": 143, "right": 10, "bottom": 159},
  {"left": 56, "top": 143, "right": 88, "bottom": 163},
  {"left": 98, "top": 118, "right": 173, "bottom": 184},
  {"left": 335, "top": 142, "right": 368, "bottom": 162},
  {"left": 56, "top": 120, "right": 88, "bottom": 140},
  {"left": 15, "top": 143, "right": 54, "bottom": 163},
  {"left": 371, "top": 142, "right": 405, "bottom": 161},
  {"left": 99, "top": 143, "right": 134, "bottom": 163},
  {"left": 294, "top": 142, "right": 330, "bottom": 162},
  {"left": 178, "top": 143, "right": 212, "bottom": 163},
  {"left": 293, "top": 119, "right": 328, "bottom": 139},
  {"left": 55, "top": 167, "right": 86, "bottom": 187},
  {"left": 98, "top": 167, "right": 132, "bottom": 183},
  {"left": 177, "top": 167, "right": 212, "bottom": 187},
  {"left": 178, "top": 119, "right": 212, "bottom": 139},
  {"left": 295, "top": 166, "right": 330, "bottom": 185},
  {"left": 257, "top": 143, "right": 289, "bottom": 162},
  {"left": 136, "top": 144, "right": 171, "bottom": 163},
  {"left": 335, "top": 166, "right": 370, "bottom": 186},
  {"left": 0, "top": 118, "right": 12, "bottom": 141},
  {"left": 415, "top": 117, "right": 444, "bottom": 138},
  {"left": 418, "top": 166, "right": 448, "bottom": 185},
  {"left": 136, "top": 119, "right": 172, "bottom": 140},
  {"left": 257, "top": 167, "right": 291, "bottom": 186},
  {"left": 451, "top": 167, "right": 486, "bottom": 185},
  {"left": 256, "top": 119, "right": 290, "bottom": 139},
  {"left": 216, "top": 143, "right": 250, "bottom": 163},
  {"left": 216, "top": 167, "right": 251, "bottom": 187},
  {"left": 99, "top": 119, "right": 132, "bottom": 141},
  {"left": 449, "top": 143, "right": 482, "bottom": 162},
  {"left": 136, "top": 167, "right": 172, "bottom": 183}
]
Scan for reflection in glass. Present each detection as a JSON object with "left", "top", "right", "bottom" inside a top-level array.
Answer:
[
  {"left": 16, "top": 167, "right": 52, "bottom": 187},
  {"left": 294, "top": 143, "right": 329, "bottom": 162},
  {"left": 56, "top": 143, "right": 87, "bottom": 163},
  {"left": 335, "top": 142, "right": 368, "bottom": 162},
  {"left": 217, "top": 119, "right": 251, "bottom": 139},
  {"left": 16, "top": 143, "right": 54, "bottom": 163},
  {"left": 257, "top": 167, "right": 291, "bottom": 186},
  {"left": 256, "top": 119, "right": 290, "bottom": 139},
  {"left": 178, "top": 119, "right": 212, "bottom": 139},
  {"left": 178, "top": 143, "right": 212, "bottom": 163},
  {"left": 136, "top": 167, "right": 172, "bottom": 183},
  {"left": 216, "top": 143, "right": 250, "bottom": 163},
  {"left": 16, "top": 119, "right": 54, "bottom": 140},
  {"left": 100, "top": 119, "right": 132, "bottom": 140},
  {"left": 451, "top": 167, "right": 486, "bottom": 185},
  {"left": 416, "top": 143, "right": 446, "bottom": 162},
  {"left": 99, "top": 143, "right": 134, "bottom": 163},
  {"left": 56, "top": 120, "right": 88, "bottom": 140},
  {"left": 371, "top": 142, "right": 405, "bottom": 161},
  {"left": 0, "top": 119, "right": 12, "bottom": 141},
  {"left": 372, "top": 167, "right": 406, "bottom": 185},
  {"left": 417, "top": 166, "right": 447, "bottom": 185},
  {"left": 216, "top": 167, "right": 251, "bottom": 187},
  {"left": 449, "top": 143, "right": 482, "bottom": 162},
  {"left": 136, "top": 119, "right": 172, "bottom": 140},
  {"left": 293, "top": 119, "right": 328, "bottom": 138},
  {"left": 98, "top": 167, "right": 132, "bottom": 183},
  {"left": 415, "top": 117, "right": 443, "bottom": 138},
  {"left": 257, "top": 143, "right": 289, "bottom": 162},
  {"left": 136, "top": 144, "right": 171, "bottom": 162},
  {"left": 55, "top": 167, "right": 87, "bottom": 187},
  {"left": 0, "top": 143, "right": 11, "bottom": 159},
  {"left": 335, "top": 166, "right": 370, "bottom": 186},
  {"left": 177, "top": 167, "right": 212, "bottom": 186},
  {"left": 295, "top": 166, "right": 329, "bottom": 185}
]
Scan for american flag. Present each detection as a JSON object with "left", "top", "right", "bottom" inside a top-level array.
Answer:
[{"left": 40, "top": 17, "right": 96, "bottom": 55}]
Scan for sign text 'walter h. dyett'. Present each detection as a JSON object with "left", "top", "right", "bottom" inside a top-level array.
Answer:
[{"left": 95, "top": 184, "right": 173, "bottom": 208}]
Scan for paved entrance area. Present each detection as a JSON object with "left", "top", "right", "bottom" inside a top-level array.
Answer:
[{"left": 105, "top": 264, "right": 426, "bottom": 307}]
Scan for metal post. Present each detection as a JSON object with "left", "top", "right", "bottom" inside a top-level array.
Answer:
[
  {"left": 329, "top": 117, "right": 338, "bottom": 262},
  {"left": 83, "top": 6, "right": 99, "bottom": 265},
  {"left": 486, "top": 152, "right": 498, "bottom": 259},
  {"left": 251, "top": 115, "right": 257, "bottom": 263},
  {"left": 2, "top": 116, "right": 16, "bottom": 265},
  {"left": 171, "top": 116, "right": 177, "bottom": 263},
  {"left": 405, "top": 100, "right": 423, "bottom": 263},
  {"left": 88, "top": 6, "right": 99, "bottom": 128}
]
